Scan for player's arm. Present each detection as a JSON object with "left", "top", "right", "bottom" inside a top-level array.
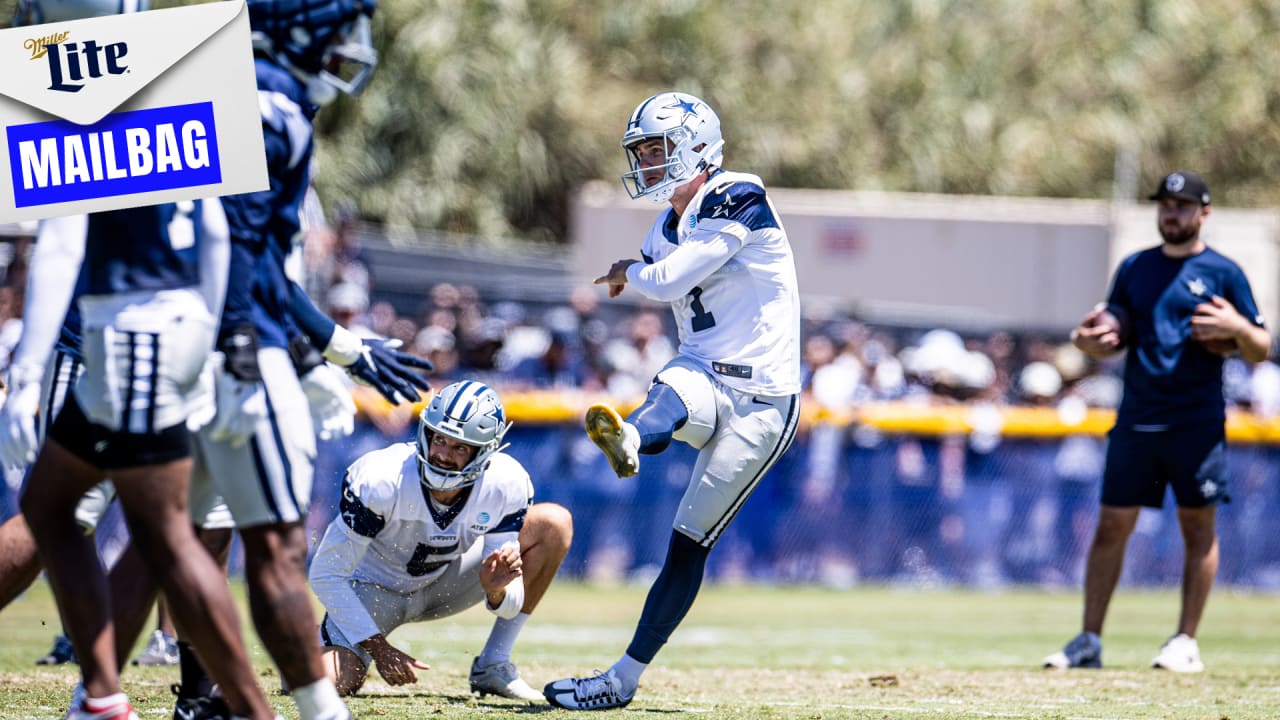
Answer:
[
  {"left": 479, "top": 531, "right": 525, "bottom": 619},
  {"left": 1191, "top": 298, "right": 1271, "bottom": 363},
  {"left": 615, "top": 231, "right": 742, "bottom": 302},
  {"left": 0, "top": 215, "right": 88, "bottom": 467},
  {"left": 197, "top": 198, "right": 231, "bottom": 322},
  {"left": 287, "top": 281, "right": 433, "bottom": 404},
  {"left": 478, "top": 496, "right": 531, "bottom": 619},
  {"left": 307, "top": 478, "right": 383, "bottom": 644}
]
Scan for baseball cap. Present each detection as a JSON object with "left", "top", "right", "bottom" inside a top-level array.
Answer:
[{"left": 1148, "top": 171, "right": 1210, "bottom": 205}]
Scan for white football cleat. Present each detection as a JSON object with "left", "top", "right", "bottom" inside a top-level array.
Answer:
[
  {"left": 1043, "top": 631, "right": 1102, "bottom": 669},
  {"left": 469, "top": 657, "right": 544, "bottom": 702},
  {"left": 544, "top": 669, "right": 635, "bottom": 711},
  {"left": 1152, "top": 633, "right": 1204, "bottom": 673},
  {"left": 585, "top": 404, "right": 640, "bottom": 478},
  {"left": 131, "top": 629, "right": 179, "bottom": 666}
]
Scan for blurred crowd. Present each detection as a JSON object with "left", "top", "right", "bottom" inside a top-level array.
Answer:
[{"left": 3, "top": 216, "right": 1280, "bottom": 590}]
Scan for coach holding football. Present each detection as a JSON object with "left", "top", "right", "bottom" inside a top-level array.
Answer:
[{"left": 1046, "top": 171, "right": 1271, "bottom": 673}]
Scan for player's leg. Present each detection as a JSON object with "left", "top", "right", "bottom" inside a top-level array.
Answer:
[
  {"left": 18, "top": 437, "right": 113, "bottom": 698},
  {"left": 471, "top": 502, "right": 573, "bottom": 701},
  {"left": 206, "top": 347, "right": 347, "bottom": 719},
  {"left": 1045, "top": 427, "right": 1158, "bottom": 670},
  {"left": 1153, "top": 423, "right": 1226, "bottom": 672},
  {"left": 584, "top": 358, "right": 712, "bottom": 478},
  {"left": 317, "top": 582, "right": 417, "bottom": 697},
  {"left": 109, "top": 455, "right": 272, "bottom": 720},
  {"left": 60, "top": 292, "right": 272, "bottom": 720},
  {"left": 547, "top": 389, "right": 799, "bottom": 710},
  {"left": 0, "top": 513, "right": 42, "bottom": 610}
]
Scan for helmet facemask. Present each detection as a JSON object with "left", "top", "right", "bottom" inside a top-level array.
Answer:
[
  {"left": 620, "top": 92, "right": 724, "bottom": 204},
  {"left": 414, "top": 381, "right": 512, "bottom": 492}
]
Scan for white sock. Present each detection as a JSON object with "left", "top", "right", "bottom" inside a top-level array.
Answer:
[
  {"left": 609, "top": 654, "right": 647, "bottom": 695},
  {"left": 290, "top": 678, "right": 346, "bottom": 720},
  {"left": 478, "top": 612, "right": 530, "bottom": 667},
  {"left": 83, "top": 692, "right": 129, "bottom": 710}
]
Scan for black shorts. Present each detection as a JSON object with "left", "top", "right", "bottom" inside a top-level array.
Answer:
[
  {"left": 1101, "top": 423, "right": 1228, "bottom": 509},
  {"left": 48, "top": 394, "right": 190, "bottom": 471}
]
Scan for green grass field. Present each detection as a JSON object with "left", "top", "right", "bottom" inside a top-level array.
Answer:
[{"left": 1, "top": 581, "right": 1278, "bottom": 719}]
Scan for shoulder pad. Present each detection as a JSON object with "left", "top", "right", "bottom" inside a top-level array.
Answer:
[{"left": 696, "top": 180, "right": 777, "bottom": 231}]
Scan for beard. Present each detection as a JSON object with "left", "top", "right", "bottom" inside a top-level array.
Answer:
[{"left": 1159, "top": 222, "right": 1198, "bottom": 245}]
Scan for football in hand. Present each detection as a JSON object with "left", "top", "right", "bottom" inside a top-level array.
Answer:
[{"left": 1085, "top": 304, "right": 1130, "bottom": 349}]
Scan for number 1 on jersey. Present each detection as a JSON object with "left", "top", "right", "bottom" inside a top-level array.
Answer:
[{"left": 689, "top": 286, "right": 716, "bottom": 331}]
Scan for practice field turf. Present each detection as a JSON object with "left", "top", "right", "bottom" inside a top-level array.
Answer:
[{"left": 1, "top": 581, "right": 1277, "bottom": 719}]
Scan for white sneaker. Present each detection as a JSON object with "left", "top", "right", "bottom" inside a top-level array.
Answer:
[
  {"left": 1043, "top": 631, "right": 1102, "bottom": 669},
  {"left": 132, "top": 629, "right": 179, "bottom": 666},
  {"left": 1152, "top": 633, "right": 1204, "bottom": 673},
  {"left": 65, "top": 693, "right": 140, "bottom": 720},
  {"left": 469, "top": 657, "right": 543, "bottom": 702},
  {"left": 544, "top": 669, "right": 635, "bottom": 711},
  {"left": 585, "top": 404, "right": 640, "bottom": 478}
]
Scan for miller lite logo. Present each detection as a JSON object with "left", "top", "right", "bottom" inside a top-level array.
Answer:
[{"left": 28, "top": 34, "right": 129, "bottom": 93}]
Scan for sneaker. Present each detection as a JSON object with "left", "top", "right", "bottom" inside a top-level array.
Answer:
[
  {"left": 544, "top": 669, "right": 635, "bottom": 711},
  {"left": 585, "top": 404, "right": 640, "bottom": 478},
  {"left": 1152, "top": 633, "right": 1204, "bottom": 673},
  {"left": 37, "top": 634, "right": 77, "bottom": 665},
  {"left": 1043, "top": 631, "right": 1102, "bottom": 669},
  {"left": 66, "top": 694, "right": 140, "bottom": 720},
  {"left": 170, "top": 684, "right": 231, "bottom": 720},
  {"left": 132, "top": 629, "right": 180, "bottom": 666},
  {"left": 469, "top": 656, "right": 543, "bottom": 702}
]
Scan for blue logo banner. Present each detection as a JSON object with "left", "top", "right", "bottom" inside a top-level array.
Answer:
[{"left": 7, "top": 100, "right": 221, "bottom": 208}]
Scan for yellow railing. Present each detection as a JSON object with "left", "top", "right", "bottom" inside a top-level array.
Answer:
[{"left": 354, "top": 387, "right": 1280, "bottom": 444}]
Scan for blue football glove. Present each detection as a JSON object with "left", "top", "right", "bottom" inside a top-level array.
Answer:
[{"left": 346, "top": 339, "right": 433, "bottom": 405}]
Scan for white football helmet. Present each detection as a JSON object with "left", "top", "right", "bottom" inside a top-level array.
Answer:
[
  {"left": 14, "top": 0, "right": 149, "bottom": 25},
  {"left": 415, "top": 381, "right": 511, "bottom": 491},
  {"left": 621, "top": 91, "right": 724, "bottom": 204}
]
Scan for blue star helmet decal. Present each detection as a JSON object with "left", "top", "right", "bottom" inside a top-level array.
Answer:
[{"left": 659, "top": 97, "right": 702, "bottom": 127}]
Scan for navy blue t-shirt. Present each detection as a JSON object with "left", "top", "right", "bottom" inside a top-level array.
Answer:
[{"left": 1108, "top": 246, "right": 1264, "bottom": 427}]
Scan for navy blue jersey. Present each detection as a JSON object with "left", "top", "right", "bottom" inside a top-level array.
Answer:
[
  {"left": 219, "top": 58, "right": 315, "bottom": 348},
  {"left": 1108, "top": 246, "right": 1265, "bottom": 427},
  {"left": 82, "top": 202, "right": 204, "bottom": 296}
]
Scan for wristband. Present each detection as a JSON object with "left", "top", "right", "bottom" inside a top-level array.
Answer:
[{"left": 322, "top": 325, "right": 363, "bottom": 366}]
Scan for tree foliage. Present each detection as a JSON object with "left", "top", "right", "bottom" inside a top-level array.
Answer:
[{"left": 183, "top": 0, "right": 1280, "bottom": 242}]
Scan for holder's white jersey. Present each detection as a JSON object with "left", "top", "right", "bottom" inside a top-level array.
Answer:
[
  {"left": 309, "top": 442, "right": 533, "bottom": 643},
  {"left": 625, "top": 170, "right": 801, "bottom": 395}
]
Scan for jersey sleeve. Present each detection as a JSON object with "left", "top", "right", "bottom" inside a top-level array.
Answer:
[
  {"left": 625, "top": 225, "right": 742, "bottom": 302},
  {"left": 306, "top": 453, "right": 400, "bottom": 644},
  {"left": 1106, "top": 253, "right": 1136, "bottom": 312},
  {"left": 307, "top": 514, "right": 379, "bottom": 644},
  {"left": 1224, "top": 263, "right": 1265, "bottom": 328}
]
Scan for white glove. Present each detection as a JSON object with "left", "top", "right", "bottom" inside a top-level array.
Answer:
[
  {"left": 300, "top": 362, "right": 356, "bottom": 442},
  {"left": 0, "top": 365, "right": 42, "bottom": 468},
  {"left": 206, "top": 354, "right": 267, "bottom": 448}
]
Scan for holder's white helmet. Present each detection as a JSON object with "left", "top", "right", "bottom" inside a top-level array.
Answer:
[
  {"left": 621, "top": 91, "right": 724, "bottom": 204},
  {"left": 415, "top": 381, "right": 511, "bottom": 491}
]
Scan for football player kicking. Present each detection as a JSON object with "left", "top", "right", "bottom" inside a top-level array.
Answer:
[
  {"left": 309, "top": 381, "right": 573, "bottom": 702},
  {"left": 544, "top": 91, "right": 802, "bottom": 710}
]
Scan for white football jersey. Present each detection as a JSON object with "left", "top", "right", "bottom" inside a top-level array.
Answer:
[
  {"left": 309, "top": 442, "right": 533, "bottom": 643},
  {"left": 626, "top": 170, "right": 801, "bottom": 395}
]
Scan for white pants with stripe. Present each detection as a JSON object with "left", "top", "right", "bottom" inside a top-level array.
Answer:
[
  {"left": 190, "top": 347, "right": 315, "bottom": 529},
  {"left": 655, "top": 357, "right": 801, "bottom": 548}
]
